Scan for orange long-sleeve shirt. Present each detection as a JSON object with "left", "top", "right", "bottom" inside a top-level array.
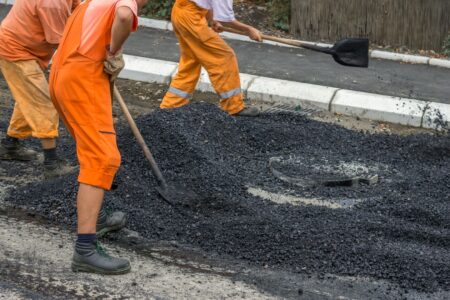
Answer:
[{"left": 0, "top": 0, "right": 79, "bottom": 68}]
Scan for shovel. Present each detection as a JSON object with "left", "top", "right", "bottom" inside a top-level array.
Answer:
[
  {"left": 222, "top": 27, "right": 369, "bottom": 68},
  {"left": 113, "top": 85, "right": 198, "bottom": 205}
]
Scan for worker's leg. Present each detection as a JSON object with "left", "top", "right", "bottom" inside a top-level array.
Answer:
[
  {"left": 169, "top": 3, "right": 245, "bottom": 114},
  {"left": 52, "top": 64, "right": 129, "bottom": 274},
  {"left": 77, "top": 184, "right": 104, "bottom": 234},
  {"left": 160, "top": 28, "right": 202, "bottom": 109},
  {"left": 0, "top": 101, "right": 38, "bottom": 160},
  {"left": 0, "top": 59, "right": 76, "bottom": 173}
]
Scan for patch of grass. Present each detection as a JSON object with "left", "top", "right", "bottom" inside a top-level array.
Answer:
[{"left": 442, "top": 33, "right": 450, "bottom": 56}]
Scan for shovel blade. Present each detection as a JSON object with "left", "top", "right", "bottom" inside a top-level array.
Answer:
[
  {"left": 156, "top": 184, "right": 199, "bottom": 206},
  {"left": 332, "top": 38, "right": 369, "bottom": 68}
]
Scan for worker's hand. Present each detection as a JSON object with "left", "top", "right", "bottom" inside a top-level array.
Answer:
[
  {"left": 104, "top": 50, "right": 125, "bottom": 82},
  {"left": 247, "top": 27, "right": 262, "bottom": 42},
  {"left": 211, "top": 21, "right": 224, "bottom": 33}
]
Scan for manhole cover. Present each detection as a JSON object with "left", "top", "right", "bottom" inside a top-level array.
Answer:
[{"left": 269, "top": 156, "right": 379, "bottom": 188}]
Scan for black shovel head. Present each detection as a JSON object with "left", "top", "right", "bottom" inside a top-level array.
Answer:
[
  {"left": 331, "top": 38, "right": 369, "bottom": 68},
  {"left": 156, "top": 183, "right": 199, "bottom": 207}
]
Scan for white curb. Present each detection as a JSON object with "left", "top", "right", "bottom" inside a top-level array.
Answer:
[
  {"left": 330, "top": 90, "right": 427, "bottom": 127},
  {"left": 429, "top": 58, "right": 450, "bottom": 69},
  {"left": 370, "top": 51, "right": 430, "bottom": 65},
  {"left": 247, "top": 77, "right": 337, "bottom": 111},
  {"left": 119, "top": 54, "right": 449, "bottom": 130},
  {"left": 122, "top": 55, "right": 177, "bottom": 84},
  {"left": 135, "top": 16, "right": 450, "bottom": 69}
]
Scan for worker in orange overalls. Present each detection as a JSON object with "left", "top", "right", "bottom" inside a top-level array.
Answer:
[
  {"left": 160, "top": 0, "right": 262, "bottom": 116},
  {"left": 49, "top": 0, "right": 147, "bottom": 274},
  {"left": 0, "top": 0, "right": 79, "bottom": 178}
]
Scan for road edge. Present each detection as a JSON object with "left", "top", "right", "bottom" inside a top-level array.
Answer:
[{"left": 121, "top": 54, "right": 449, "bottom": 130}]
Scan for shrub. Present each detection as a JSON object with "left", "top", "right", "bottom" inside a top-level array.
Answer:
[
  {"left": 443, "top": 33, "right": 450, "bottom": 56},
  {"left": 269, "top": 0, "right": 290, "bottom": 31},
  {"left": 142, "top": 0, "right": 174, "bottom": 20}
]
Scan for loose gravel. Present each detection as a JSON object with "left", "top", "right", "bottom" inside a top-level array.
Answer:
[{"left": 5, "top": 103, "right": 450, "bottom": 292}]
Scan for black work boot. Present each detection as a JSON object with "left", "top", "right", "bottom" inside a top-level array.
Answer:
[
  {"left": 0, "top": 136, "right": 38, "bottom": 161},
  {"left": 72, "top": 240, "right": 131, "bottom": 275},
  {"left": 44, "top": 158, "right": 77, "bottom": 179},
  {"left": 96, "top": 208, "right": 127, "bottom": 237},
  {"left": 234, "top": 106, "right": 261, "bottom": 117}
]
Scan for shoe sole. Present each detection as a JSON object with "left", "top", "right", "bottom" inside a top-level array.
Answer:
[
  {"left": 0, "top": 154, "right": 37, "bottom": 161},
  {"left": 71, "top": 262, "right": 131, "bottom": 275},
  {"left": 96, "top": 216, "right": 127, "bottom": 238}
]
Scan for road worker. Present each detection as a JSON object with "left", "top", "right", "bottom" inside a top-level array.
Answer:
[
  {"left": 49, "top": 0, "right": 147, "bottom": 274},
  {"left": 160, "top": 0, "right": 262, "bottom": 116},
  {"left": 0, "top": 0, "right": 80, "bottom": 178}
]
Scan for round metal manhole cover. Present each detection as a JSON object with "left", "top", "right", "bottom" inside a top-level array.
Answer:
[{"left": 269, "top": 156, "right": 379, "bottom": 188}]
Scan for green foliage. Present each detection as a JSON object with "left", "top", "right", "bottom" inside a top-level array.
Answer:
[
  {"left": 142, "top": 0, "right": 174, "bottom": 20},
  {"left": 268, "top": 0, "right": 290, "bottom": 31},
  {"left": 443, "top": 33, "right": 450, "bottom": 56}
]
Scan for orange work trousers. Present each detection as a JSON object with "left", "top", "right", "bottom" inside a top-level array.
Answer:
[
  {"left": 0, "top": 58, "right": 58, "bottom": 139},
  {"left": 49, "top": 60, "right": 120, "bottom": 190},
  {"left": 160, "top": 0, "right": 245, "bottom": 115}
]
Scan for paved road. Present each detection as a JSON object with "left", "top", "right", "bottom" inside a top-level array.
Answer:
[
  {"left": 126, "top": 27, "right": 450, "bottom": 103},
  {"left": 1, "top": 4, "right": 449, "bottom": 103}
]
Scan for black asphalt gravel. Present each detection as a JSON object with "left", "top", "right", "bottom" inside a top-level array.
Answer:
[{"left": 4, "top": 103, "right": 450, "bottom": 293}]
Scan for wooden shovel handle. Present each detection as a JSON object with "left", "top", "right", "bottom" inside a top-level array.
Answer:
[
  {"left": 222, "top": 27, "right": 304, "bottom": 48},
  {"left": 113, "top": 85, "right": 167, "bottom": 187}
]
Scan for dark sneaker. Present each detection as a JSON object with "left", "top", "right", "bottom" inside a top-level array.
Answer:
[
  {"left": 44, "top": 159, "right": 77, "bottom": 179},
  {"left": 234, "top": 106, "right": 261, "bottom": 117},
  {"left": 72, "top": 241, "right": 131, "bottom": 275},
  {"left": 96, "top": 209, "right": 127, "bottom": 238},
  {"left": 0, "top": 144, "right": 38, "bottom": 161}
]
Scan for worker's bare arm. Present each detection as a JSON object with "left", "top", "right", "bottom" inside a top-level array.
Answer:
[
  {"left": 110, "top": 6, "right": 135, "bottom": 54},
  {"left": 216, "top": 20, "right": 262, "bottom": 42}
]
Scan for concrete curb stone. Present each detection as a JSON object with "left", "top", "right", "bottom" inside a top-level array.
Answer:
[
  {"left": 119, "top": 54, "right": 450, "bottom": 130},
  {"left": 330, "top": 90, "right": 428, "bottom": 127}
]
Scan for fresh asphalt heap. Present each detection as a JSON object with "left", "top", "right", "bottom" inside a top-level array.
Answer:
[{"left": 4, "top": 103, "right": 450, "bottom": 292}]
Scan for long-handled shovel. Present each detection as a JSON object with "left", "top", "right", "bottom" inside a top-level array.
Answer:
[
  {"left": 223, "top": 27, "right": 369, "bottom": 68},
  {"left": 113, "top": 85, "right": 198, "bottom": 205}
]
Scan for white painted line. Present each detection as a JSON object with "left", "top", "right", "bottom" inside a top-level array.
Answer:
[
  {"left": 120, "top": 55, "right": 178, "bottom": 84},
  {"left": 247, "top": 77, "right": 337, "bottom": 110},
  {"left": 422, "top": 102, "right": 450, "bottom": 130},
  {"left": 330, "top": 90, "right": 427, "bottom": 127}
]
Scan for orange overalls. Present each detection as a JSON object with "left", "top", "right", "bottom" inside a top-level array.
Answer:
[
  {"left": 49, "top": 0, "right": 134, "bottom": 190},
  {"left": 160, "top": 0, "right": 245, "bottom": 115}
]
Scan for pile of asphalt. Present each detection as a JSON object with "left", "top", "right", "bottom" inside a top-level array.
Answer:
[{"left": 5, "top": 103, "right": 450, "bottom": 293}]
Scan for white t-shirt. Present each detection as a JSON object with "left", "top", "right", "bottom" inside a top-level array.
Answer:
[{"left": 191, "top": 0, "right": 235, "bottom": 22}]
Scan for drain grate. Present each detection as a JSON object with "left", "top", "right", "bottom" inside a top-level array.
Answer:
[{"left": 269, "top": 156, "right": 379, "bottom": 188}]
